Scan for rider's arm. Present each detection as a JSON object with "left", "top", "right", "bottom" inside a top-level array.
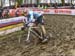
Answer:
[
  {"left": 28, "top": 11, "right": 34, "bottom": 22},
  {"left": 29, "top": 14, "right": 34, "bottom": 22}
]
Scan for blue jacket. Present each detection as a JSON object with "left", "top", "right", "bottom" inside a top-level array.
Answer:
[{"left": 27, "top": 11, "right": 42, "bottom": 22}]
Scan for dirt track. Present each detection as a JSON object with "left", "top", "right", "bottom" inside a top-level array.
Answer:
[{"left": 1, "top": 15, "right": 75, "bottom": 56}]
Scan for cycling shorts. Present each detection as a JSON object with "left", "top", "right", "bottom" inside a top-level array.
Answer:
[{"left": 35, "top": 15, "right": 44, "bottom": 25}]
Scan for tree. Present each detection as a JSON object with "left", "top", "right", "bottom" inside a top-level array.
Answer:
[
  {"left": 61, "top": 0, "right": 65, "bottom": 6},
  {"left": 71, "top": 0, "right": 72, "bottom": 5},
  {"left": 16, "top": 0, "right": 23, "bottom": 7}
]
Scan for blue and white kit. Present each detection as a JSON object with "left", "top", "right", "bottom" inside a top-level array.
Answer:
[{"left": 25, "top": 10, "right": 44, "bottom": 26}]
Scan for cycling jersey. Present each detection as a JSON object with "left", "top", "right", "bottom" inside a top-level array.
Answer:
[
  {"left": 24, "top": 10, "right": 44, "bottom": 27},
  {"left": 26, "top": 10, "right": 42, "bottom": 23}
]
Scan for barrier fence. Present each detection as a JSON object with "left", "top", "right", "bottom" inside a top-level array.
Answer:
[{"left": 0, "top": 16, "right": 25, "bottom": 35}]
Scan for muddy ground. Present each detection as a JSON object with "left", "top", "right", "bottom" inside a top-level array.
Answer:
[{"left": 1, "top": 15, "right": 75, "bottom": 56}]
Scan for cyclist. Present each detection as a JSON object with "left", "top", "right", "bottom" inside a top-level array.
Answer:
[{"left": 23, "top": 9, "right": 48, "bottom": 43}]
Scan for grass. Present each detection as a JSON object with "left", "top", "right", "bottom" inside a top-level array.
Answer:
[{"left": 0, "top": 30, "right": 25, "bottom": 41}]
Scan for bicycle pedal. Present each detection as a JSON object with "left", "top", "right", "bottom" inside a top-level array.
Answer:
[
  {"left": 25, "top": 40, "right": 31, "bottom": 43},
  {"left": 41, "top": 38, "right": 48, "bottom": 43},
  {"left": 39, "top": 37, "right": 43, "bottom": 40}
]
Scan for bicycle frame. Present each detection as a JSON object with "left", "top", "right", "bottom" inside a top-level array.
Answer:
[{"left": 26, "top": 26, "right": 43, "bottom": 42}]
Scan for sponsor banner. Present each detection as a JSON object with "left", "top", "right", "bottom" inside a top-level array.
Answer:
[
  {"left": 33, "top": 9, "right": 75, "bottom": 15},
  {"left": 4, "top": 7, "right": 75, "bottom": 17},
  {"left": 0, "top": 16, "right": 25, "bottom": 28},
  {"left": 49, "top": 9, "right": 72, "bottom": 15},
  {"left": 53, "top": 9, "right": 72, "bottom": 15}
]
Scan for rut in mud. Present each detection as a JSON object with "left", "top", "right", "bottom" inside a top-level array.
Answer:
[{"left": 0, "top": 15, "right": 75, "bottom": 56}]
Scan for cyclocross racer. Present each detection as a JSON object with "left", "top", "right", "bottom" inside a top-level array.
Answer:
[{"left": 23, "top": 9, "right": 48, "bottom": 43}]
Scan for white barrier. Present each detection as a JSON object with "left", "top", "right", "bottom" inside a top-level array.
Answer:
[
  {"left": 0, "top": 16, "right": 26, "bottom": 35},
  {"left": 0, "top": 16, "right": 25, "bottom": 24}
]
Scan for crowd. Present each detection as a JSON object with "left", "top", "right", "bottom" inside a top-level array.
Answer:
[
  {"left": 0, "top": 3, "right": 75, "bottom": 19},
  {"left": 0, "top": 7, "right": 26, "bottom": 19}
]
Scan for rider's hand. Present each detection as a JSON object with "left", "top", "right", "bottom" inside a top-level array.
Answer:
[
  {"left": 27, "top": 23, "right": 34, "bottom": 27},
  {"left": 28, "top": 19, "right": 36, "bottom": 23},
  {"left": 31, "top": 19, "right": 36, "bottom": 22}
]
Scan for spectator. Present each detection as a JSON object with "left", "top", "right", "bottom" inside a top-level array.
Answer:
[
  {"left": 0, "top": 7, "right": 3, "bottom": 18},
  {"left": 15, "top": 9, "right": 20, "bottom": 17},
  {"left": 71, "top": 4, "right": 74, "bottom": 9},
  {"left": 54, "top": 3, "right": 58, "bottom": 9},
  {"left": 5, "top": 8, "right": 9, "bottom": 18}
]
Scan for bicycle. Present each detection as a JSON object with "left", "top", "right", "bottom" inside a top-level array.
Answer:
[{"left": 21, "top": 22, "right": 50, "bottom": 45}]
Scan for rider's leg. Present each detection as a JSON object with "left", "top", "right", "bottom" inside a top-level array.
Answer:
[
  {"left": 32, "top": 22, "right": 43, "bottom": 39},
  {"left": 37, "top": 16, "right": 47, "bottom": 38},
  {"left": 40, "top": 25, "right": 47, "bottom": 37},
  {"left": 40, "top": 25, "right": 49, "bottom": 43},
  {"left": 37, "top": 15, "right": 48, "bottom": 43}
]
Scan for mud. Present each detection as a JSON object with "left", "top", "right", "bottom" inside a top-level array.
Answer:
[{"left": 0, "top": 15, "right": 75, "bottom": 56}]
